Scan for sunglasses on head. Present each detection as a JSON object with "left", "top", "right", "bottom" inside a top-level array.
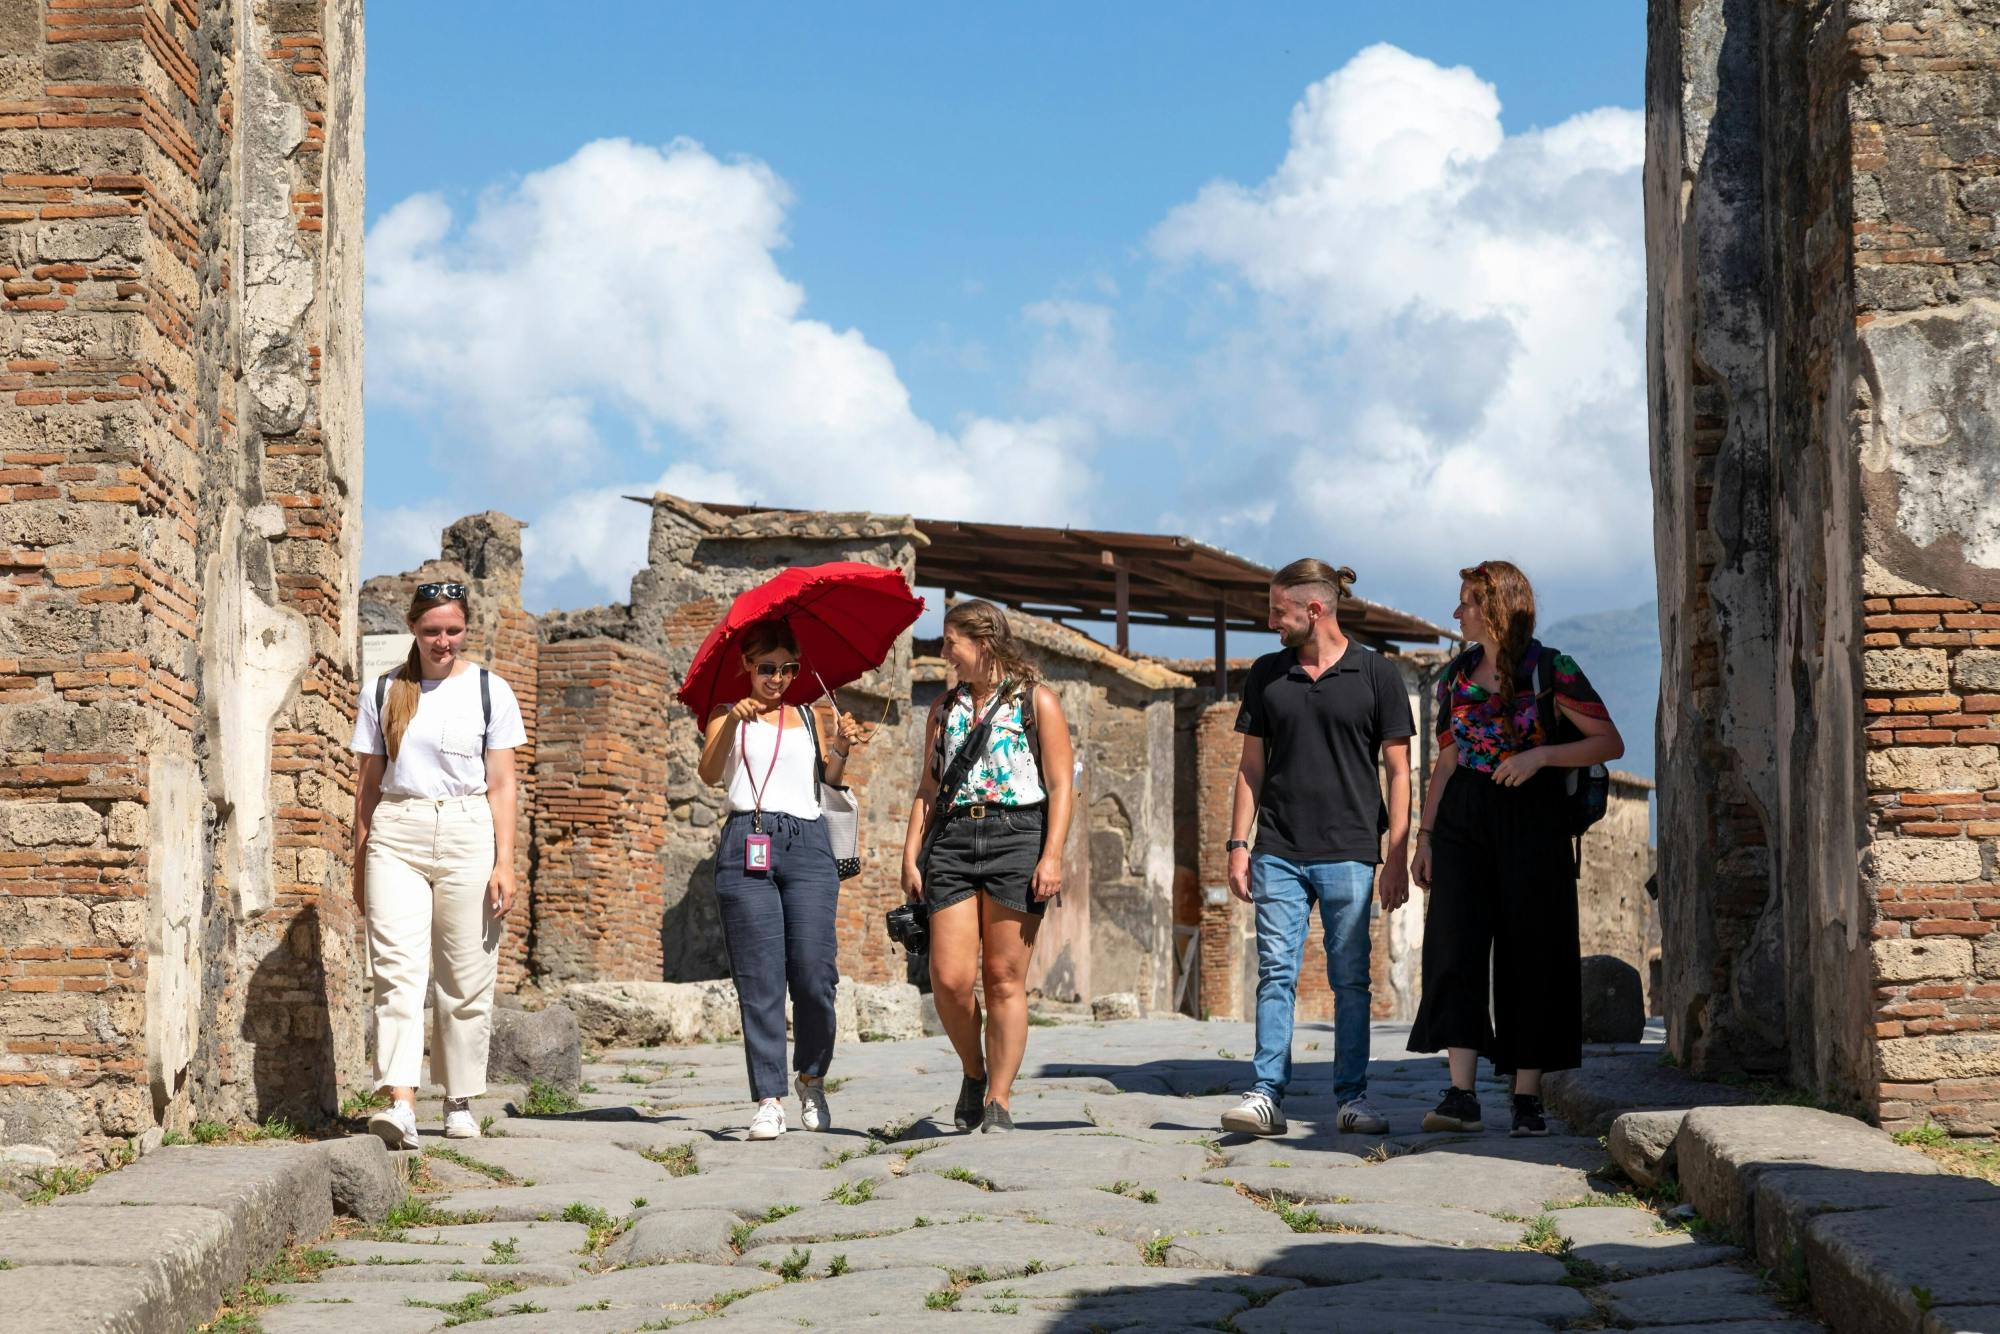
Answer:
[
  {"left": 417, "top": 581, "right": 467, "bottom": 601},
  {"left": 754, "top": 662, "right": 802, "bottom": 679}
]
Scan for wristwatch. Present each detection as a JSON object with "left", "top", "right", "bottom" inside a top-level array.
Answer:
[{"left": 1226, "top": 838, "right": 1250, "bottom": 852}]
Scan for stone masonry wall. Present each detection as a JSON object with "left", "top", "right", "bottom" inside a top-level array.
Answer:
[
  {"left": 1651, "top": 0, "right": 2000, "bottom": 1125},
  {"left": 0, "top": 0, "right": 364, "bottom": 1156},
  {"left": 529, "top": 637, "right": 671, "bottom": 986}
]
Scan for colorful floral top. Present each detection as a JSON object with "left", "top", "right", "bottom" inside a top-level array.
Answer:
[
  {"left": 1435, "top": 642, "right": 1608, "bottom": 774},
  {"left": 937, "top": 683, "right": 1047, "bottom": 808}
]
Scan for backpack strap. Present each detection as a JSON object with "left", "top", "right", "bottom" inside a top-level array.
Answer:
[
  {"left": 1533, "top": 645, "right": 1561, "bottom": 742},
  {"left": 375, "top": 671, "right": 388, "bottom": 715},
  {"left": 480, "top": 666, "right": 492, "bottom": 738},
  {"left": 799, "top": 703, "right": 828, "bottom": 790}
]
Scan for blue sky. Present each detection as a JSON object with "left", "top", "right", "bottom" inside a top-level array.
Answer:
[{"left": 363, "top": 3, "right": 1649, "bottom": 656}]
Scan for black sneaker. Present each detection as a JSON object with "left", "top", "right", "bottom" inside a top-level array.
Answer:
[
  {"left": 1422, "top": 1087, "right": 1484, "bottom": 1133},
  {"left": 954, "top": 1075, "right": 987, "bottom": 1131},
  {"left": 980, "top": 1101, "right": 1015, "bottom": 1134},
  {"left": 1511, "top": 1094, "right": 1549, "bottom": 1137}
]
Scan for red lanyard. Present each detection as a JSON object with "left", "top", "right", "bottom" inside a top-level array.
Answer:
[{"left": 741, "top": 710, "right": 784, "bottom": 831}]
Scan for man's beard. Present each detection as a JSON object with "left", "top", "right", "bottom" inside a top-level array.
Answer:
[{"left": 1277, "top": 624, "right": 1309, "bottom": 649}]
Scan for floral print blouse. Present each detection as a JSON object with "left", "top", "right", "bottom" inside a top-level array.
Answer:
[
  {"left": 937, "top": 683, "right": 1047, "bottom": 808},
  {"left": 1435, "top": 642, "right": 1608, "bottom": 773}
]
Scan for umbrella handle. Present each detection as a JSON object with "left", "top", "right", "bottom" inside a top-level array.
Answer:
[{"left": 809, "top": 667, "right": 841, "bottom": 717}]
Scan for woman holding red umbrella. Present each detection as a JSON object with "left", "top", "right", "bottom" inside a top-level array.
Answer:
[{"left": 696, "top": 617, "right": 864, "bottom": 1140}]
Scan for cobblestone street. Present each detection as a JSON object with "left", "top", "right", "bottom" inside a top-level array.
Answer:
[{"left": 218, "top": 1018, "right": 1823, "bottom": 1333}]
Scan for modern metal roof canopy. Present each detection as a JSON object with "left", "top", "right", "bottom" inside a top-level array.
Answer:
[{"left": 639, "top": 494, "right": 1453, "bottom": 694}]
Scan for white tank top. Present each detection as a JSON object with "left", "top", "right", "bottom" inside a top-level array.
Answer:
[{"left": 723, "top": 711, "right": 821, "bottom": 820}]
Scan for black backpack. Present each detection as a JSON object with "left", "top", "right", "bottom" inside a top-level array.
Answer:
[{"left": 1532, "top": 646, "right": 1610, "bottom": 839}]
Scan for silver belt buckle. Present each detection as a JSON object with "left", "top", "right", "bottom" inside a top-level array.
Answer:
[{"left": 967, "top": 803, "right": 988, "bottom": 820}]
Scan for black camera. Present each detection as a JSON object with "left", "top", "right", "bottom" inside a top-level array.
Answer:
[{"left": 885, "top": 902, "right": 930, "bottom": 953}]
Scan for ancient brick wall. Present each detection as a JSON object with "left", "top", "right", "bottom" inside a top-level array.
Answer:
[
  {"left": 1193, "top": 699, "right": 1246, "bottom": 1019},
  {"left": 0, "top": 0, "right": 364, "bottom": 1156},
  {"left": 529, "top": 637, "right": 671, "bottom": 985},
  {"left": 1651, "top": 0, "right": 2000, "bottom": 1126}
]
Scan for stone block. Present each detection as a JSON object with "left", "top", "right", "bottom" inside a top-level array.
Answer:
[
  {"left": 1954, "top": 650, "right": 2000, "bottom": 693},
  {"left": 1868, "top": 745, "right": 2000, "bottom": 794},
  {"left": 1865, "top": 647, "right": 1950, "bottom": 692},
  {"left": 314, "top": 1135, "right": 402, "bottom": 1224},
  {"left": 1580, "top": 955, "right": 1646, "bottom": 1043},
  {"left": 1878, "top": 1034, "right": 2000, "bottom": 1082},
  {"left": 852, "top": 980, "right": 923, "bottom": 1040},
  {"left": 1872, "top": 838, "right": 1983, "bottom": 883},
  {"left": 1091, "top": 991, "right": 1142, "bottom": 1022},
  {"left": 0, "top": 1203, "right": 233, "bottom": 1334},
  {"left": 486, "top": 1003, "right": 582, "bottom": 1091},
  {"left": 562, "top": 980, "right": 741, "bottom": 1048},
  {"left": 1977, "top": 933, "right": 2000, "bottom": 979},
  {"left": 1874, "top": 937, "right": 1974, "bottom": 983},
  {"left": 1675, "top": 1106, "right": 1935, "bottom": 1245},
  {"left": 1609, "top": 1109, "right": 1685, "bottom": 1190},
  {"left": 1751, "top": 1164, "right": 2000, "bottom": 1279},
  {"left": 0, "top": 799, "right": 104, "bottom": 847},
  {"left": 602, "top": 1207, "right": 738, "bottom": 1266},
  {"left": 1806, "top": 1201, "right": 2000, "bottom": 1334},
  {"left": 54, "top": 1144, "right": 334, "bottom": 1288}
]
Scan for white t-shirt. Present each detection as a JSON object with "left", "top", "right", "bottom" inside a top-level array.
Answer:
[
  {"left": 723, "top": 711, "right": 822, "bottom": 820},
  {"left": 351, "top": 666, "right": 527, "bottom": 799}
]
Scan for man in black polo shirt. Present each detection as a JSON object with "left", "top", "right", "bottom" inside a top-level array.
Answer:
[{"left": 1218, "top": 558, "right": 1413, "bottom": 1137}]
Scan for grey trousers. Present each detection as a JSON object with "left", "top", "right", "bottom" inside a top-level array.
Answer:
[{"left": 714, "top": 810, "right": 841, "bottom": 1101}]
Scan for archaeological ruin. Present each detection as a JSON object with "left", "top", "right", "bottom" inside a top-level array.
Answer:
[{"left": 1651, "top": 0, "right": 2000, "bottom": 1135}]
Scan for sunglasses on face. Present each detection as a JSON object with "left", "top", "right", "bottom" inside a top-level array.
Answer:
[
  {"left": 754, "top": 662, "right": 801, "bottom": 679},
  {"left": 417, "top": 581, "right": 467, "bottom": 601}
]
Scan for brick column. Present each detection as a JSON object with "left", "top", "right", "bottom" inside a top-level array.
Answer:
[
  {"left": 1195, "top": 700, "right": 1244, "bottom": 1020},
  {"left": 531, "top": 638, "right": 672, "bottom": 983}
]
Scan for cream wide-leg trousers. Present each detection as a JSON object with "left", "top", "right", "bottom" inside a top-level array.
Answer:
[{"left": 364, "top": 795, "right": 500, "bottom": 1098}]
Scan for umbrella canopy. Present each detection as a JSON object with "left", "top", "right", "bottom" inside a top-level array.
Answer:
[{"left": 676, "top": 562, "right": 925, "bottom": 721}]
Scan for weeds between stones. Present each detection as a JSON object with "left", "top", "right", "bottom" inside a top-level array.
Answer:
[
  {"left": 1520, "top": 1213, "right": 1565, "bottom": 1254},
  {"left": 619, "top": 1069, "right": 654, "bottom": 1084},
  {"left": 826, "top": 1177, "right": 875, "bottom": 1205},
  {"left": 640, "top": 1143, "right": 699, "bottom": 1177},
  {"left": 24, "top": 1164, "right": 94, "bottom": 1205},
  {"left": 192, "top": 1121, "right": 229, "bottom": 1145},
  {"left": 1141, "top": 1235, "right": 1174, "bottom": 1265},
  {"left": 560, "top": 1202, "right": 623, "bottom": 1252},
  {"left": 728, "top": 1204, "right": 801, "bottom": 1253},
  {"left": 940, "top": 1166, "right": 994, "bottom": 1191},
  {"left": 1098, "top": 1180, "right": 1159, "bottom": 1204},
  {"left": 425, "top": 1145, "right": 520, "bottom": 1185},
  {"left": 827, "top": 1253, "right": 850, "bottom": 1277},
  {"left": 823, "top": 1078, "right": 848, "bottom": 1094},
  {"left": 1027, "top": 1012, "right": 1059, "bottom": 1027},
  {"left": 1895, "top": 1122, "right": 2000, "bottom": 1185},
  {"left": 699, "top": 1287, "right": 762, "bottom": 1316},
  {"left": 340, "top": 1088, "right": 389, "bottom": 1119},
  {"left": 195, "top": 1245, "right": 339, "bottom": 1331},
  {"left": 771, "top": 1247, "right": 813, "bottom": 1281},
  {"left": 518, "top": 1080, "right": 583, "bottom": 1116},
  {"left": 413, "top": 1278, "right": 528, "bottom": 1325},
  {"left": 486, "top": 1238, "right": 521, "bottom": 1264}
]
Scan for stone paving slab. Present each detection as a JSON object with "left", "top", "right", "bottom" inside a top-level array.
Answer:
[
  {"left": 716, "top": 1265, "right": 954, "bottom": 1322},
  {"left": 431, "top": 1180, "right": 658, "bottom": 1221},
  {"left": 1803, "top": 1199, "right": 2000, "bottom": 1334},
  {"left": 258, "top": 1305, "right": 448, "bottom": 1334},
  {"left": 1164, "top": 1230, "right": 1568, "bottom": 1286},
  {"left": 909, "top": 1131, "right": 1212, "bottom": 1190},
  {"left": 402, "top": 1220, "right": 593, "bottom": 1256},
  {"left": 1600, "top": 1266, "right": 1798, "bottom": 1325},
  {"left": 268, "top": 1277, "right": 489, "bottom": 1306},
  {"left": 544, "top": 1261, "right": 781, "bottom": 1309},
  {"left": 738, "top": 1217, "right": 1140, "bottom": 1276},
  {"left": 315, "top": 1261, "right": 582, "bottom": 1286},
  {"left": 1554, "top": 1204, "right": 1743, "bottom": 1276},
  {"left": 603, "top": 1206, "right": 742, "bottom": 1264},
  {"left": 1234, "top": 1278, "right": 1594, "bottom": 1330},
  {"left": 0, "top": 1201, "right": 236, "bottom": 1334},
  {"left": 440, "top": 1136, "right": 680, "bottom": 1183},
  {"left": 1311, "top": 1201, "right": 1526, "bottom": 1247},
  {"left": 0, "top": 1264, "right": 179, "bottom": 1334}
]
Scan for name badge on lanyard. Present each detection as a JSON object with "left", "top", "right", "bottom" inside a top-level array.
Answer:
[{"left": 742, "top": 711, "right": 785, "bottom": 875}]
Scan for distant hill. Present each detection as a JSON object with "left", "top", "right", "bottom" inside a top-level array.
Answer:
[{"left": 1542, "top": 600, "right": 1659, "bottom": 782}]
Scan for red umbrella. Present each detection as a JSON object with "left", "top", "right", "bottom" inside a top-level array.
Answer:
[{"left": 676, "top": 562, "right": 925, "bottom": 721}]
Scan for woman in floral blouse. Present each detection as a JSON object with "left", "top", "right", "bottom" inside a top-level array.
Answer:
[
  {"left": 901, "top": 600, "right": 1074, "bottom": 1134},
  {"left": 1408, "top": 560, "right": 1624, "bottom": 1137}
]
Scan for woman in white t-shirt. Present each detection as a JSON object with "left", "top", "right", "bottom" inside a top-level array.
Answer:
[
  {"left": 350, "top": 581, "right": 527, "bottom": 1148},
  {"left": 696, "top": 617, "right": 862, "bottom": 1140}
]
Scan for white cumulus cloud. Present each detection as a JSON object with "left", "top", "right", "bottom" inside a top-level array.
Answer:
[
  {"left": 366, "top": 138, "right": 1095, "bottom": 536},
  {"left": 1148, "top": 43, "right": 1648, "bottom": 614}
]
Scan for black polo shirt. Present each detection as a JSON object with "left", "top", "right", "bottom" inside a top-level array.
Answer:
[{"left": 1235, "top": 642, "right": 1415, "bottom": 864}]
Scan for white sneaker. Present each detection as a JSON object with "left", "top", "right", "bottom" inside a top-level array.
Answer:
[
  {"left": 1337, "top": 1097, "right": 1390, "bottom": 1135},
  {"left": 747, "top": 1098, "right": 786, "bottom": 1140},
  {"left": 367, "top": 1100, "right": 420, "bottom": 1150},
  {"left": 1219, "top": 1091, "right": 1287, "bottom": 1136},
  {"left": 443, "top": 1098, "right": 480, "bottom": 1140},
  {"left": 795, "top": 1076, "right": 830, "bottom": 1133}
]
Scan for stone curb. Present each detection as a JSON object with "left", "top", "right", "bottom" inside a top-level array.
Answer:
[
  {"left": 0, "top": 1135, "right": 404, "bottom": 1334},
  {"left": 1672, "top": 1105, "right": 2000, "bottom": 1334}
]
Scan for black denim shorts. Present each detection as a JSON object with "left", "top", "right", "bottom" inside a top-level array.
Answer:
[{"left": 924, "top": 804, "right": 1048, "bottom": 916}]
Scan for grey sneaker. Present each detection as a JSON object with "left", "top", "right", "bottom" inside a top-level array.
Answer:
[
  {"left": 1219, "top": 1091, "right": 1286, "bottom": 1136},
  {"left": 980, "top": 1101, "right": 1015, "bottom": 1134},
  {"left": 367, "top": 1100, "right": 420, "bottom": 1151},
  {"left": 954, "top": 1074, "right": 987, "bottom": 1131},
  {"left": 1336, "top": 1097, "right": 1389, "bottom": 1135}
]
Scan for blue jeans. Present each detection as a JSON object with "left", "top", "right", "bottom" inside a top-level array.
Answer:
[{"left": 1250, "top": 855, "right": 1374, "bottom": 1105}]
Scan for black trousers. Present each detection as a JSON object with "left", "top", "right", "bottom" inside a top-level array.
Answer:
[{"left": 1407, "top": 767, "right": 1582, "bottom": 1076}]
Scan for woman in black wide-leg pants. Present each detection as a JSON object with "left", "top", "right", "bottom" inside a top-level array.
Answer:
[{"left": 1408, "top": 560, "right": 1623, "bottom": 1138}]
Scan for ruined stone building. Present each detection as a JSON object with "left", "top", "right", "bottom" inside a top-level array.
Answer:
[
  {"left": 1651, "top": 0, "right": 2000, "bottom": 1134},
  {"left": 0, "top": 1, "right": 364, "bottom": 1158},
  {"left": 365, "top": 496, "right": 1660, "bottom": 1039}
]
